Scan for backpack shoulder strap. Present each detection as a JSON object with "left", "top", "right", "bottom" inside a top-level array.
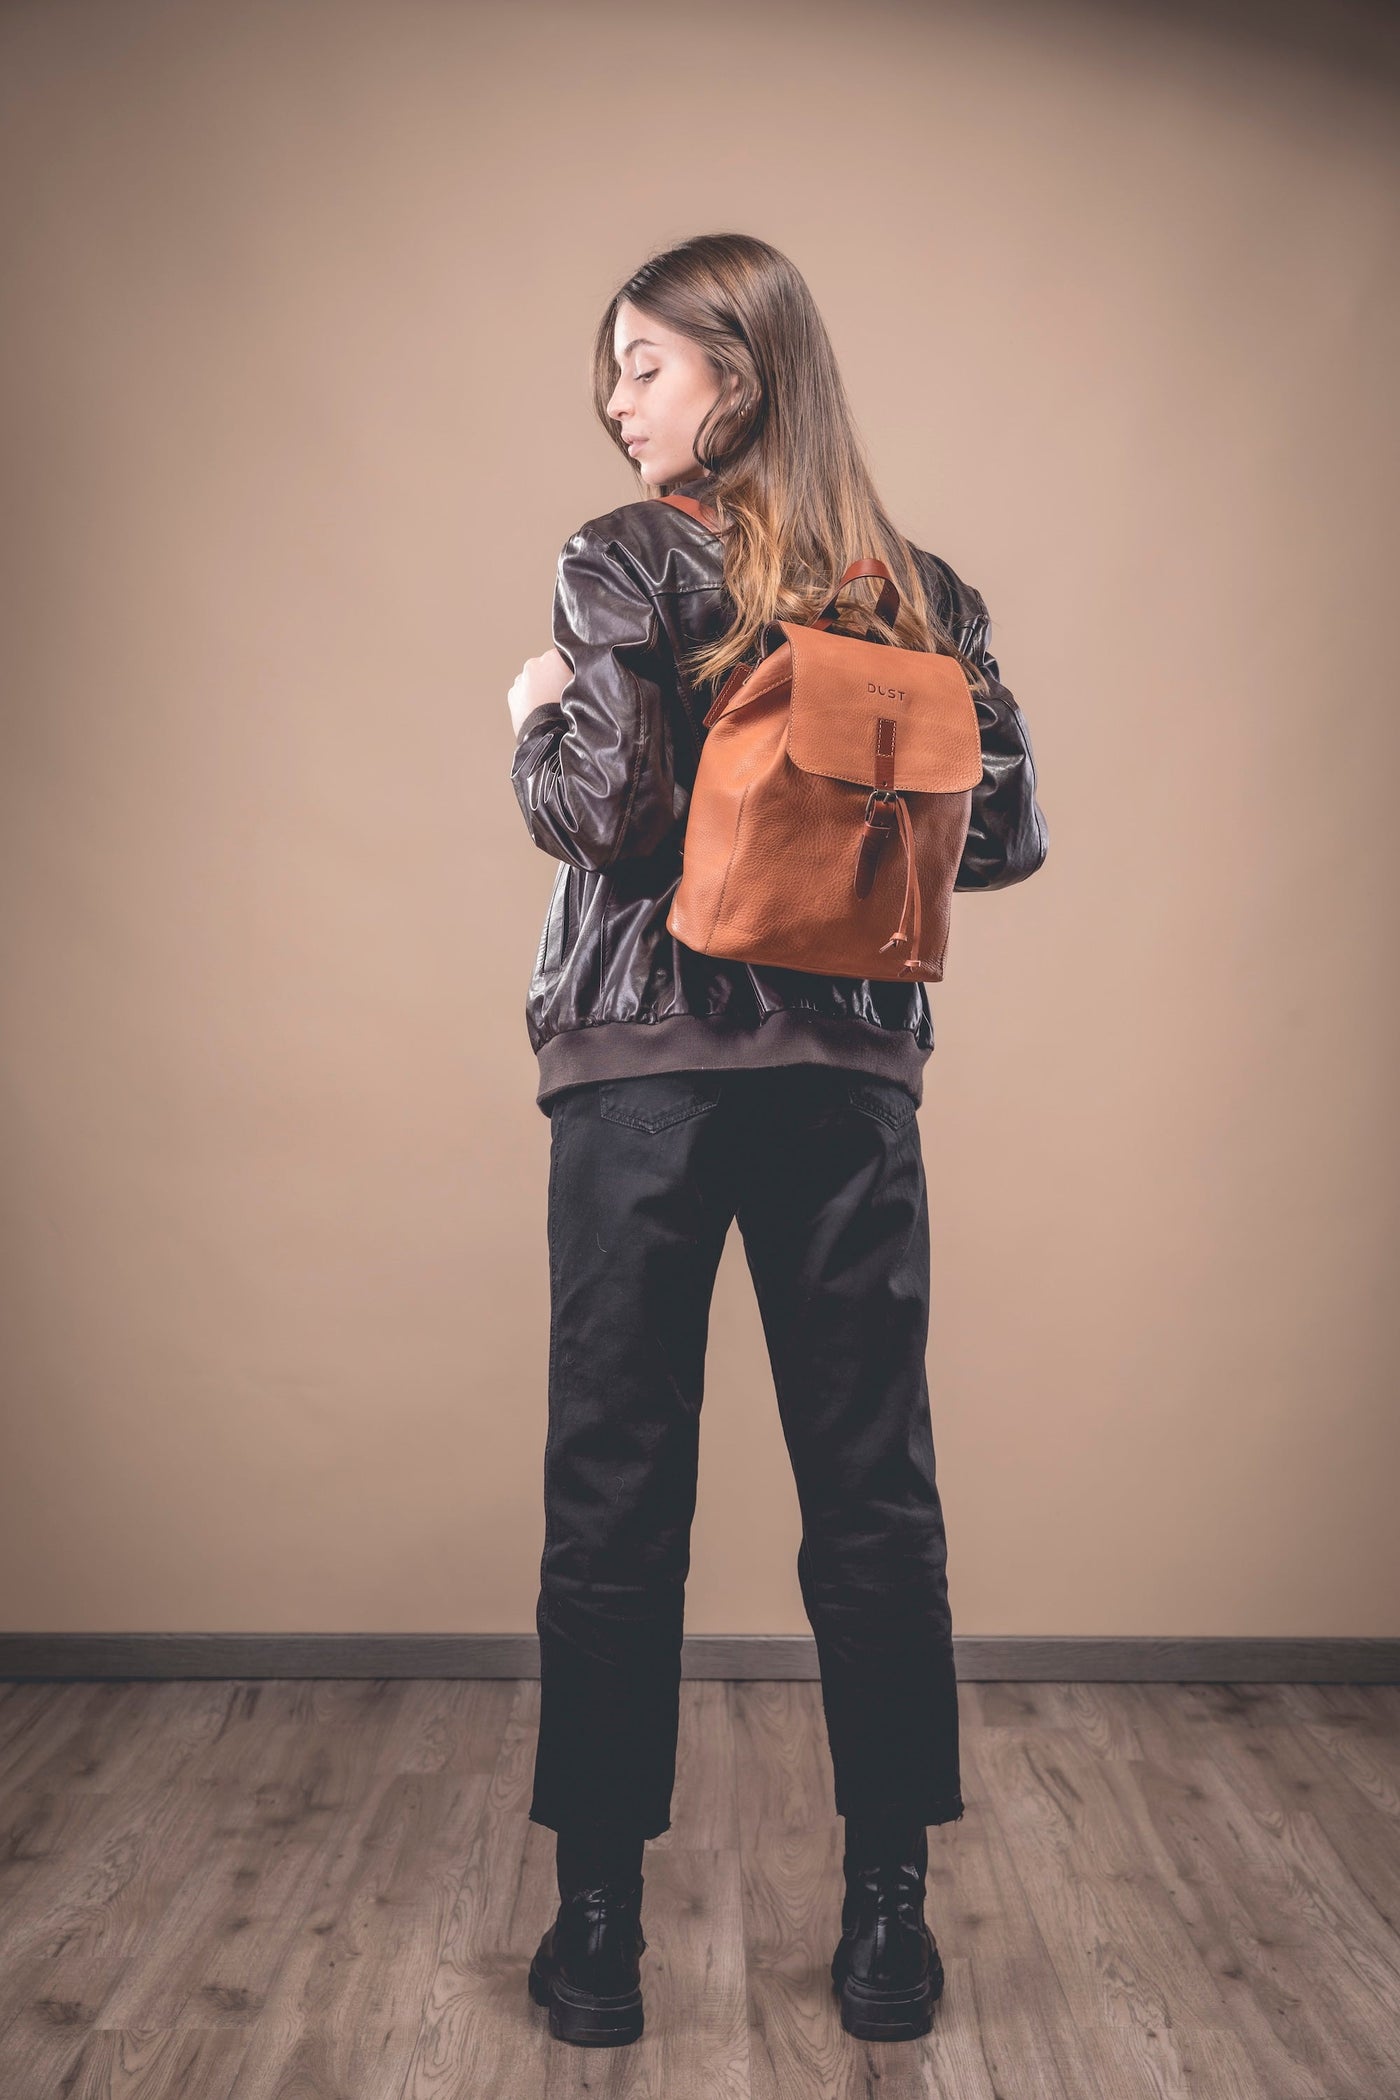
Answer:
[{"left": 658, "top": 490, "right": 722, "bottom": 533}]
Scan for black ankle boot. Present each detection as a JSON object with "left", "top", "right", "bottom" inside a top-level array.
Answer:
[
  {"left": 831, "top": 1821, "right": 944, "bottom": 2041},
  {"left": 528, "top": 1829, "right": 648, "bottom": 2047}
]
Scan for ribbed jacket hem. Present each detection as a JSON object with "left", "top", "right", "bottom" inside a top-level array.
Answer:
[{"left": 532, "top": 1009, "right": 933, "bottom": 1115}]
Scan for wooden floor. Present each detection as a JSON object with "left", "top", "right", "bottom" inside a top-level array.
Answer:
[{"left": 0, "top": 1676, "right": 1398, "bottom": 2098}]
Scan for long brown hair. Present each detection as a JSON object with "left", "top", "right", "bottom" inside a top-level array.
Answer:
[{"left": 589, "top": 232, "right": 987, "bottom": 696}]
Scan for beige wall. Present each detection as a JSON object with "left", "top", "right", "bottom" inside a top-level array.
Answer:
[{"left": 1, "top": 0, "right": 1396, "bottom": 1639}]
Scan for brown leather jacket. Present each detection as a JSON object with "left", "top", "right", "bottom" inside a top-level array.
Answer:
[{"left": 511, "top": 493, "right": 1048, "bottom": 1114}]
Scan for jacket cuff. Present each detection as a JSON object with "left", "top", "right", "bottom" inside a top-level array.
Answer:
[{"left": 514, "top": 700, "right": 566, "bottom": 748}]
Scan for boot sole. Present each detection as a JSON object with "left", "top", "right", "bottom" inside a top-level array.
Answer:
[
  {"left": 833, "top": 1952, "right": 944, "bottom": 2041},
  {"left": 528, "top": 1950, "right": 645, "bottom": 2047}
]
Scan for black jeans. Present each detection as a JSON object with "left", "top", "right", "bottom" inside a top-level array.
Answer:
[{"left": 529, "top": 1062, "right": 963, "bottom": 1841}]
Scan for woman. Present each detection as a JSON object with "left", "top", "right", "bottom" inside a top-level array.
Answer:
[{"left": 507, "top": 233, "right": 1048, "bottom": 2049}]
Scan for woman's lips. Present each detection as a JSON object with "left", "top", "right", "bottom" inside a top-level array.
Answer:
[{"left": 626, "top": 437, "right": 647, "bottom": 453}]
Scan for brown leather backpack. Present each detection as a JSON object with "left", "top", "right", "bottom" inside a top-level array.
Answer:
[{"left": 658, "top": 489, "right": 984, "bottom": 982}]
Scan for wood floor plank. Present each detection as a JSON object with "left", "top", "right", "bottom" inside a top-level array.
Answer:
[
  {"left": 1149, "top": 1689, "right": 1400, "bottom": 2093},
  {"left": 0, "top": 1682, "right": 161, "bottom": 1797},
  {"left": 0, "top": 1684, "right": 69, "bottom": 1781},
  {"left": 94, "top": 1683, "right": 414, "bottom": 2029},
  {"left": 666, "top": 1677, "right": 741, "bottom": 1854},
  {"left": 232, "top": 1682, "right": 516, "bottom": 2100},
  {"left": 1161, "top": 1686, "right": 1400, "bottom": 1952},
  {"left": 952, "top": 1695, "right": 1115, "bottom": 2100},
  {"left": 0, "top": 1779, "right": 151, "bottom": 1922},
  {"left": 1101, "top": 1742, "right": 1328, "bottom": 2096},
  {"left": 399, "top": 1681, "right": 558, "bottom": 2096},
  {"left": 1138, "top": 1685, "right": 1400, "bottom": 2094},
  {"left": 972, "top": 1687, "right": 1273, "bottom": 2098},
  {"left": 0, "top": 1681, "right": 236, "bottom": 1939},
  {"left": 1272, "top": 1683, "right": 1400, "bottom": 1831},
  {"left": 977, "top": 1681, "right": 1346, "bottom": 2095},
  {"left": 645, "top": 1839, "right": 751, "bottom": 2099},
  {"left": 0, "top": 1684, "right": 248, "bottom": 2095},
  {"left": 1351, "top": 1685, "right": 1400, "bottom": 1735},
  {"left": 55, "top": 2022, "right": 251, "bottom": 2100}
]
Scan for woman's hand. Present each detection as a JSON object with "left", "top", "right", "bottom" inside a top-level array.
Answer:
[{"left": 509, "top": 648, "right": 572, "bottom": 737}]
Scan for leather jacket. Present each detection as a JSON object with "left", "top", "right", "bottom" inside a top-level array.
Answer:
[{"left": 511, "top": 492, "right": 1048, "bottom": 1113}]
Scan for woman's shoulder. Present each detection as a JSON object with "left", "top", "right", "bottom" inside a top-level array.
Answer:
[
  {"left": 905, "top": 540, "right": 987, "bottom": 645},
  {"left": 559, "top": 497, "right": 726, "bottom": 596}
]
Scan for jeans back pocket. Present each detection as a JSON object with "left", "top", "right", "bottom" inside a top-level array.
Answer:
[
  {"left": 599, "top": 1069, "right": 724, "bottom": 1134},
  {"left": 842, "top": 1075, "right": 918, "bottom": 1132}
]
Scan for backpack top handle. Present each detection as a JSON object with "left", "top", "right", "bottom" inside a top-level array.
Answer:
[{"left": 813, "top": 559, "right": 900, "bottom": 633}]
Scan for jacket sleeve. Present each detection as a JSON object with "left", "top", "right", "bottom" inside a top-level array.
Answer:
[
  {"left": 510, "top": 525, "right": 682, "bottom": 871},
  {"left": 952, "top": 583, "right": 1049, "bottom": 891}
]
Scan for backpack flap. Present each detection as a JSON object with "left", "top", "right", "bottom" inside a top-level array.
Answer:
[{"left": 780, "top": 621, "right": 983, "bottom": 792}]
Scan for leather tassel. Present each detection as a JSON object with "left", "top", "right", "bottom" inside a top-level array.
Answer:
[{"left": 878, "top": 793, "right": 933, "bottom": 976}]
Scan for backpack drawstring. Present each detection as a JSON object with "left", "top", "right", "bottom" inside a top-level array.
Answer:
[{"left": 866, "top": 790, "right": 932, "bottom": 977}]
